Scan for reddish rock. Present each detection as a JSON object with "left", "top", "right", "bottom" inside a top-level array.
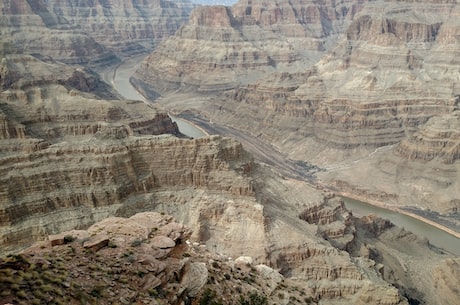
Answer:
[{"left": 83, "top": 234, "right": 110, "bottom": 252}]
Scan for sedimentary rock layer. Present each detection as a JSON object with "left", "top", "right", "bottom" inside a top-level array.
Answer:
[
  {"left": 44, "top": 0, "right": 194, "bottom": 57},
  {"left": 0, "top": 54, "right": 254, "bottom": 252},
  {"left": 139, "top": 0, "right": 460, "bottom": 217},
  {"left": 0, "top": 0, "right": 117, "bottom": 67},
  {"left": 1, "top": 0, "right": 194, "bottom": 64},
  {"left": 133, "top": 0, "right": 369, "bottom": 94}
]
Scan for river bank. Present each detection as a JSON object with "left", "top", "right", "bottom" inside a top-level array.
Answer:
[{"left": 339, "top": 191, "right": 460, "bottom": 240}]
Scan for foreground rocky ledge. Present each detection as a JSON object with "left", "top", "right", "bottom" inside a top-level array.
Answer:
[
  {"left": 0, "top": 212, "right": 405, "bottom": 305},
  {"left": 2, "top": 211, "right": 458, "bottom": 304}
]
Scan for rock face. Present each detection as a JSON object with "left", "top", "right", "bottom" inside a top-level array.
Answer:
[
  {"left": 349, "top": 216, "right": 460, "bottom": 305},
  {"left": 0, "top": 0, "right": 194, "bottom": 65},
  {"left": 44, "top": 0, "right": 194, "bottom": 57},
  {"left": 0, "top": 52, "right": 410, "bottom": 304},
  {"left": 1, "top": 1, "right": 458, "bottom": 303},
  {"left": 397, "top": 111, "right": 460, "bottom": 164},
  {"left": 0, "top": 0, "right": 116, "bottom": 67},
  {"left": 0, "top": 54, "right": 252, "bottom": 253},
  {"left": 133, "top": 0, "right": 369, "bottom": 94},
  {"left": 137, "top": 0, "right": 460, "bottom": 218}
]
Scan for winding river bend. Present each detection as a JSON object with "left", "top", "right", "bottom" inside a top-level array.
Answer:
[
  {"left": 105, "top": 57, "right": 459, "bottom": 256},
  {"left": 101, "top": 56, "right": 206, "bottom": 138}
]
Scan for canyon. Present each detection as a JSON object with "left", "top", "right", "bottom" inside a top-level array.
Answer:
[
  {"left": 0, "top": 0, "right": 459, "bottom": 304},
  {"left": 134, "top": 0, "right": 460, "bottom": 229}
]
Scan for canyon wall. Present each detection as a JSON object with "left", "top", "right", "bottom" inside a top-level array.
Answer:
[
  {"left": 0, "top": 1, "right": 458, "bottom": 304},
  {"left": 0, "top": 52, "right": 409, "bottom": 305},
  {"left": 135, "top": 0, "right": 460, "bottom": 218},
  {"left": 44, "top": 0, "right": 194, "bottom": 57},
  {"left": 0, "top": 0, "right": 116, "bottom": 67},
  {"left": 0, "top": 52, "right": 257, "bottom": 256},
  {"left": 133, "top": 0, "right": 369, "bottom": 94},
  {"left": 0, "top": 0, "right": 194, "bottom": 66}
]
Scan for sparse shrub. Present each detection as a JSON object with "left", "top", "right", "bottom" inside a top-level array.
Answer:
[
  {"left": 199, "top": 288, "right": 223, "bottom": 305},
  {"left": 90, "top": 285, "right": 105, "bottom": 298},
  {"left": 63, "top": 235, "right": 75, "bottom": 244},
  {"left": 31, "top": 298, "right": 41, "bottom": 305},
  {"left": 137, "top": 270, "right": 146, "bottom": 278},
  {"left": 0, "top": 290, "right": 10, "bottom": 297},
  {"left": 131, "top": 239, "right": 142, "bottom": 247},
  {"left": 16, "top": 290, "right": 27, "bottom": 299},
  {"left": 243, "top": 276, "right": 255, "bottom": 284},
  {"left": 88, "top": 264, "right": 100, "bottom": 271},
  {"left": 239, "top": 292, "right": 268, "bottom": 305},
  {"left": 224, "top": 273, "right": 231, "bottom": 280},
  {"left": 119, "top": 277, "right": 129, "bottom": 284},
  {"left": 10, "top": 283, "right": 21, "bottom": 291},
  {"left": 33, "top": 289, "right": 46, "bottom": 300},
  {"left": 126, "top": 255, "right": 136, "bottom": 263}
]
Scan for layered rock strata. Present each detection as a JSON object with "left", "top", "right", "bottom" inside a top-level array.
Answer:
[
  {"left": 1, "top": 0, "right": 194, "bottom": 64},
  {"left": 138, "top": 0, "right": 460, "bottom": 217},
  {"left": 348, "top": 215, "right": 460, "bottom": 305},
  {"left": 397, "top": 111, "right": 460, "bottom": 164},
  {"left": 133, "top": 0, "right": 369, "bottom": 94},
  {"left": 0, "top": 0, "right": 116, "bottom": 67},
  {"left": 44, "top": 0, "right": 194, "bottom": 57},
  {"left": 0, "top": 54, "right": 252, "bottom": 253},
  {"left": 0, "top": 52, "right": 408, "bottom": 304}
]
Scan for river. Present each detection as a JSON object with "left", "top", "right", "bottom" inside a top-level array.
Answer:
[
  {"left": 106, "top": 57, "right": 459, "bottom": 256},
  {"left": 343, "top": 197, "right": 460, "bottom": 255},
  {"left": 101, "top": 56, "right": 206, "bottom": 138}
]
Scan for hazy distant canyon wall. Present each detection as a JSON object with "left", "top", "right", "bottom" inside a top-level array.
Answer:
[
  {"left": 0, "top": 0, "right": 194, "bottom": 65},
  {"left": 134, "top": 0, "right": 369, "bottom": 93}
]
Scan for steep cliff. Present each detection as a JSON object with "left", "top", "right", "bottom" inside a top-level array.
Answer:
[
  {"left": 133, "top": 0, "right": 369, "bottom": 94},
  {"left": 1, "top": 1, "right": 458, "bottom": 302},
  {"left": 0, "top": 54, "right": 410, "bottom": 305},
  {"left": 0, "top": 0, "right": 116, "bottom": 67},
  {"left": 44, "top": 0, "right": 194, "bottom": 57},
  {"left": 0, "top": 0, "right": 195, "bottom": 65}
]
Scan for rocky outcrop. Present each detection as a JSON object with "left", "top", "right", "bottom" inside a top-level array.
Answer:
[
  {"left": 397, "top": 110, "right": 460, "bottom": 164},
  {"left": 44, "top": 0, "right": 194, "bottom": 57},
  {"left": 299, "top": 198, "right": 356, "bottom": 250},
  {"left": 133, "top": 0, "right": 369, "bottom": 95},
  {"left": 0, "top": 131, "right": 254, "bottom": 253},
  {"left": 0, "top": 211, "right": 410, "bottom": 305},
  {"left": 349, "top": 216, "right": 460, "bottom": 305}
]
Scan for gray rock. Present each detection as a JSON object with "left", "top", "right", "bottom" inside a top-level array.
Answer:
[
  {"left": 151, "top": 236, "right": 176, "bottom": 249},
  {"left": 180, "top": 262, "right": 208, "bottom": 297}
]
